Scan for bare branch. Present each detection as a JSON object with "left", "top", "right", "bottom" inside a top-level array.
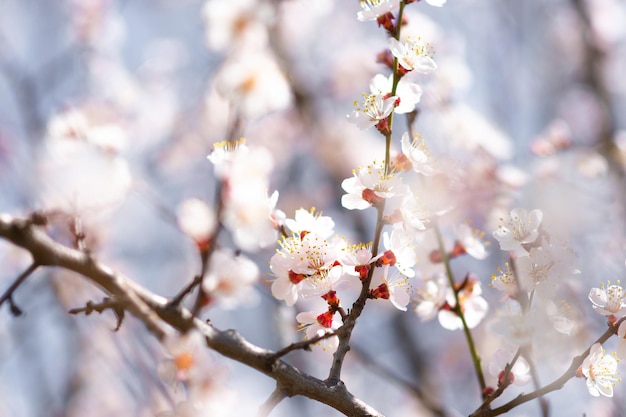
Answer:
[
  {"left": 0, "top": 213, "right": 385, "bottom": 417},
  {"left": 257, "top": 387, "right": 287, "bottom": 417},
  {"left": 68, "top": 297, "right": 126, "bottom": 331},
  {"left": 0, "top": 262, "right": 39, "bottom": 310}
]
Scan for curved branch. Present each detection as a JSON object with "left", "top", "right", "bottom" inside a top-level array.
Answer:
[{"left": 0, "top": 213, "right": 385, "bottom": 417}]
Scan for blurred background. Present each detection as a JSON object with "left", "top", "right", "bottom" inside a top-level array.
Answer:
[{"left": 1, "top": 0, "right": 626, "bottom": 416}]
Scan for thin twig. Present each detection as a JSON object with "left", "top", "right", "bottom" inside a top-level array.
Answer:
[
  {"left": 256, "top": 387, "right": 287, "bottom": 417},
  {"left": 272, "top": 330, "right": 341, "bottom": 360},
  {"left": 0, "top": 262, "right": 39, "bottom": 308}
]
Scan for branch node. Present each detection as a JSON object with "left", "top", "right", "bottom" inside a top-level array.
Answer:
[{"left": 69, "top": 297, "right": 126, "bottom": 331}]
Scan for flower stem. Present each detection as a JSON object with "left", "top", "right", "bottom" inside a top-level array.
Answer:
[
  {"left": 328, "top": 2, "right": 406, "bottom": 384},
  {"left": 433, "top": 220, "right": 487, "bottom": 395}
]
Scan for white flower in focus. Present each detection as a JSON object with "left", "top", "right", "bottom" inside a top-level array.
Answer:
[
  {"left": 341, "top": 243, "right": 377, "bottom": 280},
  {"left": 341, "top": 161, "right": 406, "bottom": 210},
  {"left": 578, "top": 343, "right": 620, "bottom": 397},
  {"left": 357, "top": 0, "right": 401, "bottom": 22},
  {"left": 285, "top": 208, "right": 335, "bottom": 239},
  {"left": 400, "top": 132, "right": 437, "bottom": 176},
  {"left": 369, "top": 74, "right": 423, "bottom": 114},
  {"left": 388, "top": 37, "right": 437, "bottom": 74},
  {"left": 202, "top": 249, "right": 259, "bottom": 309},
  {"left": 589, "top": 280, "right": 626, "bottom": 317},
  {"left": 346, "top": 93, "right": 398, "bottom": 130},
  {"left": 296, "top": 310, "right": 340, "bottom": 351},
  {"left": 488, "top": 349, "right": 531, "bottom": 386},
  {"left": 214, "top": 49, "right": 291, "bottom": 119},
  {"left": 492, "top": 208, "right": 543, "bottom": 256},
  {"left": 370, "top": 265, "right": 410, "bottom": 311},
  {"left": 176, "top": 198, "right": 216, "bottom": 247},
  {"left": 270, "top": 233, "right": 347, "bottom": 305}
]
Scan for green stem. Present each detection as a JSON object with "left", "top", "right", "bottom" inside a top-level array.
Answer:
[{"left": 433, "top": 221, "right": 487, "bottom": 394}]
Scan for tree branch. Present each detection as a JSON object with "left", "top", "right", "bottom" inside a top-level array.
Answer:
[{"left": 0, "top": 213, "right": 385, "bottom": 417}]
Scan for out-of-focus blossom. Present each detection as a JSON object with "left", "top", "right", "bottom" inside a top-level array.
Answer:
[
  {"left": 398, "top": 190, "right": 430, "bottom": 231},
  {"left": 454, "top": 224, "right": 489, "bottom": 260},
  {"left": 158, "top": 331, "right": 206, "bottom": 385},
  {"left": 388, "top": 37, "right": 437, "bottom": 74},
  {"left": 369, "top": 74, "right": 423, "bottom": 114},
  {"left": 214, "top": 49, "right": 292, "bottom": 120},
  {"left": 38, "top": 109, "right": 131, "bottom": 214},
  {"left": 588, "top": 280, "right": 626, "bottom": 318},
  {"left": 202, "top": 0, "right": 272, "bottom": 52},
  {"left": 207, "top": 138, "right": 247, "bottom": 178},
  {"left": 357, "top": 0, "right": 400, "bottom": 22},
  {"left": 439, "top": 103, "right": 513, "bottom": 160},
  {"left": 176, "top": 198, "right": 216, "bottom": 249},
  {"left": 382, "top": 229, "right": 416, "bottom": 277},
  {"left": 341, "top": 161, "right": 406, "bottom": 210},
  {"left": 438, "top": 276, "right": 488, "bottom": 330},
  {"left": 208, "top": 140, "right": 279, "bottom": 252},
  {"left": 531, "top": 119, "right": 572, "bottom": 157},
  {"left": 546, "top": 299, "right": 579, "bottom": 336},
  {"left": 425, "top": 0, "right": 447, "bottom": 7},
  {"left": 488, "top": 348, "right": 531, "bottom": 387},
  {"left": 490, "top": 303, "right": 537, "bottom": 347},
  {"left": 515, "top": 240, "right": 578, "bottom": 293},
  {"left": 346, "top": 93, "right": 398, "bottom": 130},
  {"left": 414, "top": 274, "right": 448, "bottom": 321},
  {"left": 400, "top": 132, "right": 437, "bottom": 176},
  {"left": 492, "top": 208, "right": 543, "bottom": 256},
  {"left": 491, "top": 262, "right": 518, "bottom": 300},
  {"left": 578, "top": 343, "right": 620, "bottom": 397},
  {"left": 202, "top": 249, "right": 259, "bottom": 309}
]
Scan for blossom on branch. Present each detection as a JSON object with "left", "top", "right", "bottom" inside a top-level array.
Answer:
[
  {"left": 578, "top": 343, "right": 621, "bottom": 397},
  {"left": 369, "top": 265, "right": 410, "bottom": 311},
  {"left": 588, "top": 280, "right": 626, "bottom": 318},
  {"left": 346, "top": 92, "right": 398, "bottom": 131},
  {"left": 388, "top": 36, "right": 437, "bottom": 74},
  {"left": 369, "top": 73, "right": 423, "bottom": 114},
  {"left": 341, "top": 161, "right": 406, "bottom": 210},
  {"left": 400, "top": 132, "right": 437, "bottom": 176}
]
